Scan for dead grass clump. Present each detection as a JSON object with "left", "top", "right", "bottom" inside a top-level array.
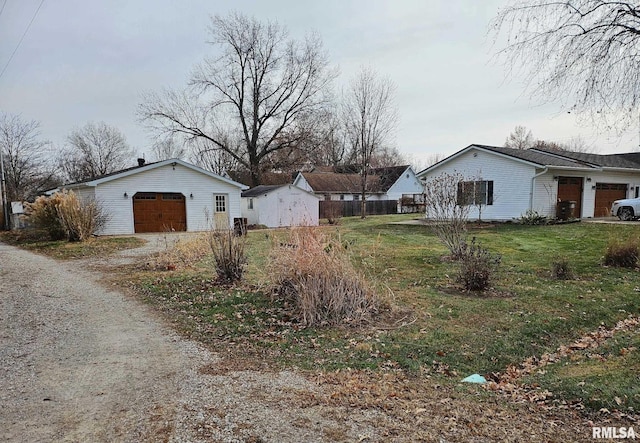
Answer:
[
  {"left": 604, "top": 240, "right": 639, "bottom": 269},
  {"left": 208, "top": 229, "right": 247, "bottom": 283},
  {"left": 154, "top": 233, "right": 210, "bottom": 270},
  {"left": 270, "top": 228, "right": 378, "bottom": 326}
]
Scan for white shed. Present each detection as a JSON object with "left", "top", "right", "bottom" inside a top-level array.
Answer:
[
  {"left": 241, "top": 185, "right": 320, "bottom": 227},
  {"left": 55, "top": 158, "right": 247, "bottom": 235}
]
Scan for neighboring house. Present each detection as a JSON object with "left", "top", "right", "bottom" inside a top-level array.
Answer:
[
  {"left": 241, "top": 184, "right": 320, "bottom": 228},
  {"left": 293, "top": 165, "right": 423, "bottom": 212},
  {"left": 50, "top": 158, "right": 247, "bottom": 235},
  {"left": 416, "top": 144, "right": 640, "bottom": 220}
]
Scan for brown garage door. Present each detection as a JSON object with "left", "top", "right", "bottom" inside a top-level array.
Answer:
[
  {"left": 595, "top": 183, "right": 627, "bottom": 217},
  {"left": 557, "top": 176, "right": 583, "bottom": 217},
  {"left": 133, "top": 192, "right": 186, "bottom": 233}
]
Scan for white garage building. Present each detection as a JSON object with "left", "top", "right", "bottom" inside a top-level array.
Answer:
[{"left": 57, "top": 158, "right": 246, "bottom": 235}]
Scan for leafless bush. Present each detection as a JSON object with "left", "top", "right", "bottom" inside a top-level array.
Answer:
[
  {"left": 551, "top": 257, "right": 573, "bottom": 280},
  {"left": 270, "top": 228, "right": 378, "bottom": 326},
  {"left": 457, "top": 238, "right": 501, "bottom": 291},
  {"left": 423, "top": 171, "right": 471, "bottom": 259},
  {"left": 208, "top": 229, "right": 247, "bottom": 283},
  {"left": 55, "top": 191, "right": 109, "bottom": 242},
  {"left": 604, "top": 240, "right": 639, "bottom": 269}
]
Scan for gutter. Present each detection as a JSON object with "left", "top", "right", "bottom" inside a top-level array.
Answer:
[{"left": 530, "top": 167, "right": 549, "bottom": 212}]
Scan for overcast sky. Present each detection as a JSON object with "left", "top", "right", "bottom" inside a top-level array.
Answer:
[{"left": 1, "top": 0, "right": 639, "bottom": 169}]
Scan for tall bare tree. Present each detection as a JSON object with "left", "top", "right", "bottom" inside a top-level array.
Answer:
[
  {"left": 150, "top": 136, "right": 187, "bottom": 162},
  {"left": 140, "top": 13, "right": 336, "bottom": 186},
  {"left": 504, "top": 125, "right": 534, "bottom": 150},
  {"left": 60, "top": 122, "right": 135, "bottom": 182},
  {"left": 0, "top": 113, "right": 58, "bottom": 202},
  {"left": 342, "top": 67, "right": 397, "bottom": 217},
  {"left": 492, "top": 1, "right": 640, "bottom": 129}
]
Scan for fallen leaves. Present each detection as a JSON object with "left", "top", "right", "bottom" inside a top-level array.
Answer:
[{"left": 486, "top": 315, "right": 640, "bottom": 419}]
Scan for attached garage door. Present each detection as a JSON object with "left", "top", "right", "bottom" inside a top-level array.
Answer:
[
  {"left": 594, "top": 183, "right": 627, "bottom": 217},
  {"left": 133, "top": 192, "right": 186, "bottom": 233}
]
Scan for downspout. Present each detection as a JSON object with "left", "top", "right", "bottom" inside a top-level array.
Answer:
[{"left": 530, "top": 167, "right": 548, "bottom": 213}]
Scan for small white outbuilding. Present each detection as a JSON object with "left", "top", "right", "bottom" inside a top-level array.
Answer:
[{"left": 241, "top": 185, "right": 320, "bottom": 228}]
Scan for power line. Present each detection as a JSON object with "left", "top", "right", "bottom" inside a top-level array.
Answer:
[
  {"left": 0, "top": 0, "right": 45, "bottom": 80},
  {"left": 0, "top": 0, "right": 8, "bottom": 20}
]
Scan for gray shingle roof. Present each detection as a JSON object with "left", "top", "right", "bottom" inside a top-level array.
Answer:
[
  {"left": 475, "top": 145, "right": 597, "bottom": 168},
  {"left": 241, "top": 185, "right": 283, "bottom": 198},
  {"left": 531, "top": 147, "right": 640, "bottom": 169}
]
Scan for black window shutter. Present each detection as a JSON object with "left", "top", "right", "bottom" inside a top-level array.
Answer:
[{"left": 487, "top": 181, "right": 494, "bottom": 205}]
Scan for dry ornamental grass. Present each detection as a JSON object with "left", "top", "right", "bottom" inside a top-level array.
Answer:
[{"left": 269, "top": 228, "right": 379, "bottom": 326}]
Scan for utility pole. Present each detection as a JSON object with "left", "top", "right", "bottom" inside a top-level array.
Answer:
[{"left": 0, "top": 151, "right": 10, "bottom": 230}]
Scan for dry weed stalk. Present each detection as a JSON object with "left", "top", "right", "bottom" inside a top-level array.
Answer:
[
  {"left": 270, "top": 227, "right": 378, "bottom": 326},
  {"left": 208, "top": 228, "right": 247, "bottom": 283},
  {"left": 154, "top": 233, "right": 210, "bottom": 270}
]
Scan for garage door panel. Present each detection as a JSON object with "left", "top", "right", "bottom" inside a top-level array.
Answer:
[
  {"left": 595, "top": 183, "right": 627, "bottom": 217},
  {"left": 133, "top": 192, "right": 186, "bottom": 233}
]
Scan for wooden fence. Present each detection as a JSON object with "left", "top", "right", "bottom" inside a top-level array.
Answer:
[{"left": 319, "top": 200, "right": 398, "bottom": 219}]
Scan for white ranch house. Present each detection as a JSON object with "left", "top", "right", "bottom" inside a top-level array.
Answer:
[
  {"left": 53, "top": 158, "right": 246, "bottom": 235},
  {"left": 417, "top": 144, "right": 640, "bottom": 220},
  {"left": 241, "top": 184, "right": 320, "bottom": 228}
]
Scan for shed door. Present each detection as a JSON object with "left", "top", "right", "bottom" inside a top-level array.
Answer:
[
  {"left": 557, "top": 177, "right": 583, "bottom": 217},
  {"left": 595, "top": 183, "right": 627, "bottom": 217},
  {"left": 213, "top": 194, "right": 229, "bottom": 229},
  {"left": 133, "top": 192, "right": 186, "bottom": 233}
]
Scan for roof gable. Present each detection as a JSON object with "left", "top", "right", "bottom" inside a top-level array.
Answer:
[
  {"left": 241, "top": 184, "right": 320, "bottom": 199},
  {"left": 64, "top": 159, "right": 247, "bottom": 190},
  {"left": 417, "top": 144, "right": 603, "bottom": 177}
]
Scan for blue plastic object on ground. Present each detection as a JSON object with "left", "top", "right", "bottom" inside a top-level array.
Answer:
[{"left": 461, "top": 373, "right": 487, "bottom": 384}]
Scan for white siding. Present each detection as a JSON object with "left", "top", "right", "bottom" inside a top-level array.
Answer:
[
  {"left": 293, "top": 174, "right": 312, "bottom": 192},
  {"left": 93, "top": 163, "right": 242, "bottom": 235},
  {"left": 421, "top": 148, "right": 537, "bottom": 220},
  {"left": 386, "top": 167, "right": 424, "bottom": 200},
  {"left": 532, "top": 173, "right": 557, "bottom": 217},
  {"left": 242, "top": 185, "right": 319, "bottom": 227},
  {"left": 74, "top": 187, "right": 96, "bottom": 202}
]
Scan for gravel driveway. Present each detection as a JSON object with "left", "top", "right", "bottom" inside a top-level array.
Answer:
[{"left": 0, "top": 240, "right": 385, "bottom": 442}]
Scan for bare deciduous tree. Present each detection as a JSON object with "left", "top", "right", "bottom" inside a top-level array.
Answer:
[
  {"left": 150, "top": 136, "right": 187, "bottom": 162},
  {"left": 0, "top": 113, "right": 59, "bottom": 201},
  {"left": 505, "top": 125, "right": 534, "bottom": 150},
  {"left": 342, "top": 67, "right": 397, "bottom": 218},
  {"left": 423, "top": 171, "right": 471, "bottom": 260},
  {"left": 140, "top": 12, "right": 336, "bottom": 186},
  {"left": 190, "top": 139, "right": 239, "bottom": 176},
  {"left": 492, "top": 1, "right": 640, "bottom": 129},
  {"left": 60, "top": 122, "right": 135, "bottom": 182}
]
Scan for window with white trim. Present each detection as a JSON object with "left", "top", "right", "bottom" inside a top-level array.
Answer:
[{"left": 457, "top": 180, "right": 493, "bottom": 206}]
